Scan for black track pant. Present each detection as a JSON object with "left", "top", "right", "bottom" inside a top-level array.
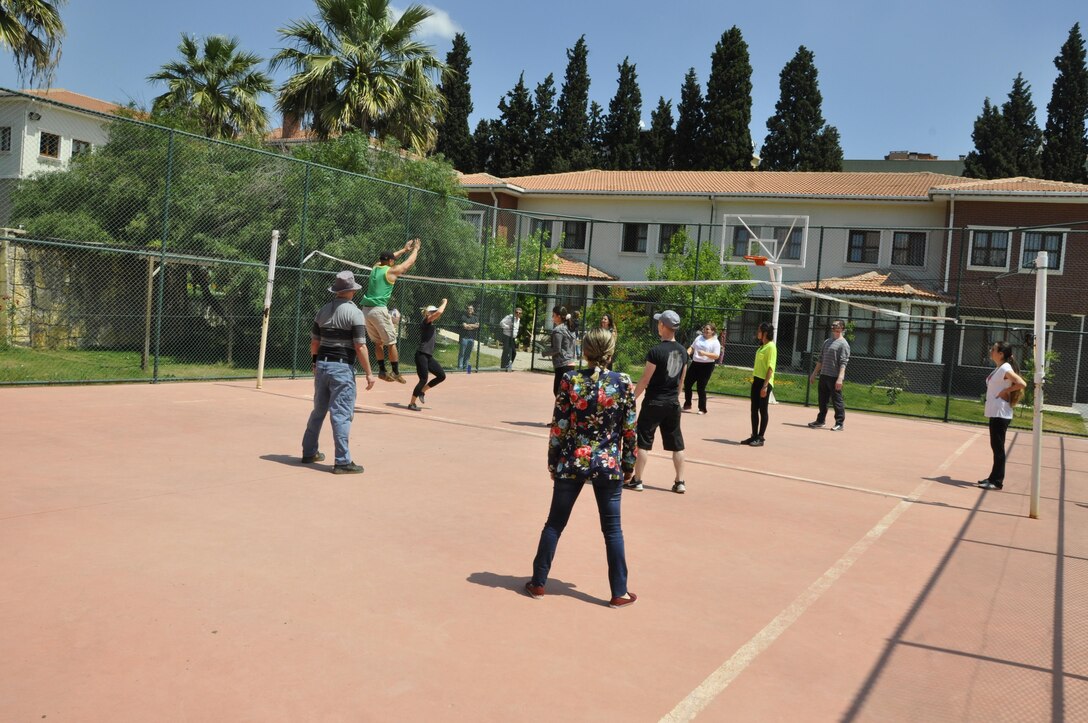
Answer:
[{"left": 413, "top": 351, "right": 446, "bottom": 397}]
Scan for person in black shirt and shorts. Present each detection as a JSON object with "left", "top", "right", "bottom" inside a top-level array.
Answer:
[
  {"left": 626, "top": 309, "right": 689, "bottom": 494},
  {"left": 408, "top": 298, "right": 448, "bottom": 411}
]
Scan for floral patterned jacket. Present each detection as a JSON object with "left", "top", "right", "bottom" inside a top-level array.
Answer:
[{"left": 548, "top": 367, "right": 638, "bottom": 483}]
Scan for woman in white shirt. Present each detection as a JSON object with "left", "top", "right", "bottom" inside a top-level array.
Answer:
[
  {"left": 979, "top": 340, "right": 1027, "bottom": 491},
  {"left": 683, "top": 323, "right": 722, "bottom": 414}
]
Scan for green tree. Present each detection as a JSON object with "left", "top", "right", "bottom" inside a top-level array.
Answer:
[
  {"left": 588, "top": 100, "right": 607, "bottom": 167},
  {"left": 553, "top": 35, "right": 592, "bottom": 172},
  {"left": 645, "top": 228, "right": 752, "bottom": 329},
  {"left": 603, "top": 57, "right": 643, "bottom": 169},
  {"left": 963, "top": 98, "right": 1015, "bottom": 179},
  {"left": 1041, "top": 23, "right": 1088, "bottom": 182},
  {"left": 530, "top": 73, "right": 558, "bottom": 174},
  {"left": 1002, "top": 73, "right": 1043, "bottom": 178},
  {"left": 492, "top": 72, "right": 535, "bottom": 177},
  {"left": 759, "top": 46, "right": 842, "bottom": 171},
  {"left": 0, "top": 0, "right": 65, "bottom": 85},
  {"left": 472, "top": 118, "right": 498, "bottom": 173},
  {"left": 148, "top": 34, "right": 273, "bottom": 140},
  {"left": 434, "top": 32, "right": 474, "bottom": 171},
  {"left": 642, "top": 96, "right": 675, "bottom": 170},
  {"left": 674, "top": 68, "right": 705, "bottom": 170},
  {"left": 271, "top": 0, "right": 449, "bottom": 154},
  {"left": 703, "top": 27, "right": 753, "bottom": 170}
]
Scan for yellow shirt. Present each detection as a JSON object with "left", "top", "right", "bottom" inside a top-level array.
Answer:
[{"left": 754, "top": 341, "right": 777, "bottom": 382}]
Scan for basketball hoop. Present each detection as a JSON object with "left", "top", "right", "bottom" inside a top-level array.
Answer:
[{"left": 743, "top": 254, "right": 769, "bottom": 267}]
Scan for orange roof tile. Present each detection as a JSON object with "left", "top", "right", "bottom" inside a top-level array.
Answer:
[
  {"left": 551, "top": 254, "right": 615, "bottom": 280},
  {"left": 458, "top": 171, "right": 508, "bottom": 186},
  {"left": 796, "top": 271, "right": 950, "bottom": 301},
  {"left": 19, "top": 88, "right": 123, "bottom": 115},
  {"left": 932, "top": 176, "right": 1088, "bottom": 193}
]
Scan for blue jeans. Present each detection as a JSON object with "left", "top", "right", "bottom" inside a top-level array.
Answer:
[
  {"left": 531, "top": 477, "right": 628, "bottom": 598},
  {"left": 458, "top": 337, "right": 475, "bottom": 369},
  {"left": 302, "top": 361, "right": 357, "bottom": 466}
]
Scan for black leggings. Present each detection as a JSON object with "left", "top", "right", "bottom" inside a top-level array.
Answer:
[
  {"left": 413, "top": 351, "right": 446, "bottom": 397},
  {"left": 750, "top": 377, "right": 772, "bottom": 438},
  {"left": 553, "top": 366, "right": 574, "bottom": 398},
  {"left": 988, "top": 416, "right": 1011, "bottom": 484},
  {"left": 683, "top": 362, "right": 715, "bottom": 411}
]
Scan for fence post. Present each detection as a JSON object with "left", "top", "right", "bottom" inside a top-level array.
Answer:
[
  {"left": 141, "top": 255, "right": 154, "bottom": 370},
  {"left": 528, "top": 227, "right": 546, "bottom": 371},
  {"left": 476, "top": 204, "right": 491, "bottom": 370},
  {"left": 943, "top": 226, "right": 967, "bottom": 422},
  {"left": 290, "top": 165, "right": 312, "bottom": 378},
  {"left": 689, "top": 227, "right": 701, "bottom": 330},
  {"left": 0, "top": 236, "right": 8, "bottom": 347},
  {"left": 152, "top": 130, "right": 176, "bottom": 383},
  {"left": 804, "top": 226, "right": 825, "bottom": 406}
]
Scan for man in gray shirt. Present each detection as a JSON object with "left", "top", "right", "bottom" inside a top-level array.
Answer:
[{"left": 808, "top": 319, "right": 850, "bottom": 431}]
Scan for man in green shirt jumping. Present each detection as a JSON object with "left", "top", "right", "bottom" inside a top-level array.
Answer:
[{"left": 361, "top": 238, "right": 421, "bottom": 382}]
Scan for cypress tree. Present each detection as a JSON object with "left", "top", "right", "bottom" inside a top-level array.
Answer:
[
  {"left": 1002, "top": 73, "right": 1043, "bottom": 178},
  {"left": 963, "top": 98, "right": 1015, "bottom": 179},
  {"left": 472, "top": 118, "right": 497, "bottom": 174},
  {"left": 703, "top": 26, "right": 753, "bottom": 170},
  {"left": 642, "top": 96, "right": 675, "bottom": 170},
  {"left": 760, "top": 46, "right": 842, "bottom": 171},
  {"left": 588, "top": 101, "right": 607, "bottom": 167},
  {"left": 1041, "top": 23, "right": 1088, "bottom": 182},
  {"left": 603, "top": 57, "right": 643, "bottom": 169},
  {"left": 493, "top": 73, "right": 536, "bottom": 177},
  {"left": 434, "top": 33, "right": 474, "bottom": 170},
  {"left": 554, "top": 35, "right": 593, "bottom": 172},
  {"left": 674, "top": 68, "right": 705, "bottom": 170},
  {"left": 530, "top": 73, "right": 558, "bottom": 174}
]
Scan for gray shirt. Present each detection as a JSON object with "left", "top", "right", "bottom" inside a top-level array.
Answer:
[
  {"left": 550, "top": 323, "right": 578, "bottom": 368},
  {"left": 819, "top": 336, "right": 850, "bottom": 377},
  {"left": 311, "top": 298, "right": 367, "bottom": 363}
]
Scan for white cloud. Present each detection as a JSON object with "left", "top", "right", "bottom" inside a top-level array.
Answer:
[{"left": 391, "top": 4, "right": 462, "bottom": 42}]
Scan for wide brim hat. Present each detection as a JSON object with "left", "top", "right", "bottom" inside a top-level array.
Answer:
[{"left": 329, "top": 270, "right": 363, "bottom": 293}]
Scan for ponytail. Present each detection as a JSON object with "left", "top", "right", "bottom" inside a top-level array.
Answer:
[{"left": 993, "top": 340, "right": 1020, "bottom": 374}]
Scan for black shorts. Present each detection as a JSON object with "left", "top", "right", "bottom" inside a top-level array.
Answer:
[{"left": 637, "top": 402, "right": 684, "bottom": 452}]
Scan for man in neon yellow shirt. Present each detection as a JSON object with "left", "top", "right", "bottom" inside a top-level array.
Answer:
[{"left": 361, "top": 238, "right": 421, "bottom": 382}]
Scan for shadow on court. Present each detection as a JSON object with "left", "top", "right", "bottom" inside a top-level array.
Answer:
[
  {"left": 923, "top": 474, "right": 978, "bottom": 488},
  {"left": 504, "top": 420, "right": 551, "bottom": 428},
  {"left": 466, "top": 572, "right": 604, "bottom": 606}
]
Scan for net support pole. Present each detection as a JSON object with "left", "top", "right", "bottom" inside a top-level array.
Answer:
[
  {"left": 1029, "top": 250, "right": 1047, "bottom": 519},
  {"left": 769, "top": 263, "right": 782, "bottom": 405},
  {"left": 256, "top": 229, "right": 280, "bottom": 389}
]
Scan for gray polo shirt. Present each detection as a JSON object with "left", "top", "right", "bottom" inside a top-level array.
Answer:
[{"left": 819, "top": 336, "right": 850, "bottom": 377}]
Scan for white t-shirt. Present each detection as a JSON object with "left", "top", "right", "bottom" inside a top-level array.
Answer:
[
  {"left": 690, "top": 334, "right": 721, "bottom": 364},
  {"left": 985, "top": 362, "right": 1014, "bottom": 419}
]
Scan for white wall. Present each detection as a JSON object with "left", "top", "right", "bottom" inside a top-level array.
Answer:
[{"left": 0, "top": 97, "right": 111, "bottom": 181}]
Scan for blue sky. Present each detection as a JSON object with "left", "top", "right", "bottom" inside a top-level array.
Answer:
[{"left": 0, "top": 0, "right": 1082, "bottom": 160}]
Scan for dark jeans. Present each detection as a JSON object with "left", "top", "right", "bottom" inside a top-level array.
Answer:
[
  {"left": 531, "top": 477, "right": 628, "bottom": 599},
  {"left": 683, "top": 362, "right": 715, "bottom": 411},
  {"left": 816, "top": 375, "right": 846, "bottom": 426},
  {"left": 553, "top": 365, "right": 574, "bottom": 398},
  {"left": 457, "top": 337, "right": 475, "bottom": 369},
  {"left": 501, "top": 335, "right": 517, "bottom": 369},
  {"left": 413, "top": 351, "right": 446, "bottom": 397},
  {"left": 750, "top": 377, "right": 772, "bottom": 438},
  {"left": 988, "top": 416, "right": 1012, "bottom": 485}
]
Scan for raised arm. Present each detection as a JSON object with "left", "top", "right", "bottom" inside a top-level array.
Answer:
[
  {"left": 389, "top": 238, "right": 421, "bottom": 280},
  {"left": 424, "top": 298, "right": 448, "bottom": 324}
]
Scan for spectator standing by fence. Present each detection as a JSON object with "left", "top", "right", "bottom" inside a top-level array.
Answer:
[
  {"left": 809, "top": 320, "right": 850, "bottom": 431},
  {"left": 457, "top": 304, "right": 479, "bottom": 370},
  {"left": 500, "top": 307, "right": 522, "bottom": 370}
]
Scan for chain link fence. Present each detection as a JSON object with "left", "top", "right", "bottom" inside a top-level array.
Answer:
[{"left": 1, "top": 89, "right": 1085, "bottom": 436}]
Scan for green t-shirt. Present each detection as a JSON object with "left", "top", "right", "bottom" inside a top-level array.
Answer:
[
  {"left": 361, "top": 266, "right": 395, "bottom": 307},
  {"left": 754, "top": 341, "right": 777, "bottom": 382}
]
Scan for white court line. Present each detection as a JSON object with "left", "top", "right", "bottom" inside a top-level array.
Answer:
[{"left": 660, "top": 432, "right": 980, "bottom": 722}]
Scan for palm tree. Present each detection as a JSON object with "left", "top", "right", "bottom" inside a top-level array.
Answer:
[
  {"left": 149, "top": 34, "right": 274, "bottom": 139},
  {"left": 270, "top": 0, "right": 448, "bottom": 153},
  {"left": 0, "top": 0, "right": 66, "bottom": 85}
]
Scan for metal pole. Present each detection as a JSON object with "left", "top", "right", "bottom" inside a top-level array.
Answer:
[
  {"left": 943, "top": 226, "right": 967, "bottom": 423},
  {"left": 256, "top": 230, "right": 280, "bottom": 389},
  {"left": 142, "top": 256, "right": 154, "bottom": 370},
  {"left": 152, "top": 131, "right": 175, "bottom": 383},
  {"left": 1030, "top": 250, "right": 1047, "bottom": 519},
  {"left": 290, "top": 165, "right": 312, "bottom": 378},
  {"left": 769, "top": 262, "right": 782, "bottom": 405}
]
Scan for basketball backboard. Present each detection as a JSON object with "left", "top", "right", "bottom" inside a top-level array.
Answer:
[{"left": 720, "top": 214, "right": 809, "bottom": 268}]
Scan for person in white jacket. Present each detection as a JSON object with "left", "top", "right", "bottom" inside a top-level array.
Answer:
[{"left": 499, "top": 307, "right": 523, "bottom": 370}]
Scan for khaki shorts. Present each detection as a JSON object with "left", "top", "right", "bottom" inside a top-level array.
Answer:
[{"left": 363, "top": 306, "right": 398, "bottom": 346}]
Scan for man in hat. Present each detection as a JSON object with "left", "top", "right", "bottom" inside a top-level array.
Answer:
[
  {"left": 361, "top": 238, "right": 421, "bottom": 382},
  {"left": 301, "top": 270, "right": 376, "bottom": 474},
  {"left": 627, "top": 310, "right": 689, "bottom": 494}
]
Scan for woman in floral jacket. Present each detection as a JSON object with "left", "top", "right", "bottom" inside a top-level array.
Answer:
[{"left": 526, "top": 328, "right": 639, "bottom": 608}]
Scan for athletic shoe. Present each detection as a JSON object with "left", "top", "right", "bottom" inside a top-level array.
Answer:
[
  {"left": 407, "top": 403, "right": 422, "bottom": 411},
  {"left": 301, "top": 452, "right": 325, "bottom": 463},
  {"left": 740, "top": 437, "right": 755, "bottom": 445},
  {"left": 976, "top": 479, "right": 992, "bottom": 487},
  {"left": 672, "top": 481, "right": 686, "bottom": 494},
  {"left": 808, "top": 420, "right": 826, "bottom": 428},
  {"left": 682, "top": 403, "right": 692, "bottom": 411},
  {"left": 831, "top": 424, "right": 844, "bottom": 432},
  {"left": 749, "top": 438, "right": 764, "bottom": 447},
  {"left": 979, "top": 480, "right": 1003, "bottom": 490},
  {"left": 378, "top": 372, "right": 395, "bottom": 382},
  {"left": 418, "top": 392, "right": 425, "bottom": 404},
  {"left": 623, "top": 479, "right": 644, "bottom": 491},
  {"left": 609, "top": 592, "right": 638, "bottom": 608},
  {"left": 393, "top": 373, "right": 408, "bottom": 384},
  {"left": 698, "top": 410, "right": 708, "bottom": 415},
  {"left": 333, "top": 462, "right": 364, "bottom": 474},
  {"left": 524, "top": 581, "right": 545, "bottom": 599}
]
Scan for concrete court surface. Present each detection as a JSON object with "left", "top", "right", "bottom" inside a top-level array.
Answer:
[{"left": 1, "top": 371, "right": 1085, "bottom": 722}]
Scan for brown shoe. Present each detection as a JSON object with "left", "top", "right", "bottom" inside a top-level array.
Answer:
[
  {"left": 524, "top": 581, "right": 545, "bottom": 599},
  {"left": 393, "top": 373, "right": 408, "bottom": 384},
  {"left": 301, "top": 452, "right": 325, "bottom": 463},
  {"left": 378, "top": 372, "right": 395, "bottom": 382},
  {"left": 333, "top": 462, "right": 364, "bottom": 474},
  {"left": 609, "top": 592, "right": 637, "bottom": 608}
]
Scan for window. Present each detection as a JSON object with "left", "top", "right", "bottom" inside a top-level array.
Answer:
[
  {"left": 727, "top": 305, "right": 772, "bottom": 344},
  {"left": 530, "top": 218, "right": 551, "bottom": 247},
  {"left": 554, "top": 283, "right": 587, "bottom": 311},
  {"left": 562, "top": 221, "right": 586, "bottom": 250},
  {"left": 39, "top": 131, "right": 60, "bottom": 158},
  {"left": 71, "top": 139, "right": 91, "bottom": 157},
  {"left": 960, "top": 322, "right": 1037, "bottom": 366},
  {"left": 774, "top": 226, "right": 804, "bottom": 261},
  {"left": 968, "top": 229, "right": 1009, "bottom": 269},
  {"left": 1021, "top": 231, "right": 1063, "bottom": 271},
  {"left": 0, "top": 126, "right": 10, "bottom": 152},
  {"left": 906, "top": 305, "right": 938, "bottom": 362},
  {"left": 732, "top": 226, "right": 751, "bottom": 258},
  {"left": 461, "top": 211, "right": 485, "bottom": 242},
  {"left": 892, "top": 232, "right": 926, "bottom": 267},
  {"left": 658, "top": 223, "right": 684, "bottom": 254},
  {"left": 847, "top": 230, "right": 880, "bottom": 264},
  {"left": 849, "top": 303, "right": 899, "bottom": 358},
  {"left": 622, "top": 223, "right": 648, "bottom": 253}
]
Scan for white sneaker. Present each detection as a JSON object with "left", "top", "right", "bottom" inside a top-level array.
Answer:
[{"left": 672, "top": 481, "right": 686, "bottom": 494}]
